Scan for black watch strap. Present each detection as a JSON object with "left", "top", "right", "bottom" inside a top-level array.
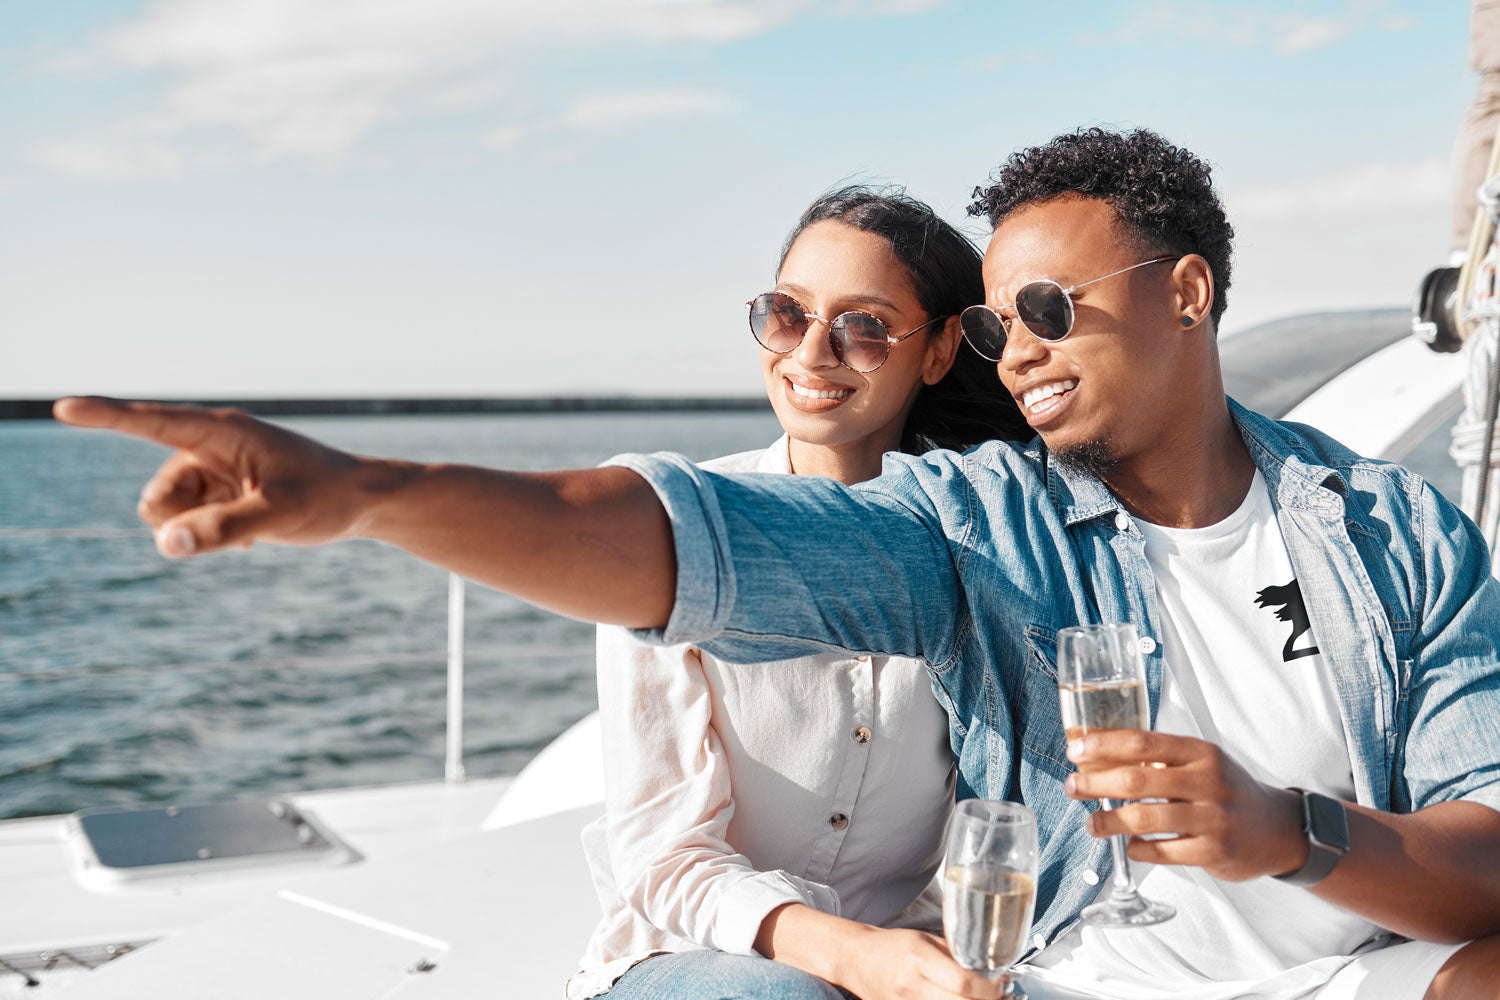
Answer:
[{"left": 1272, "top": 787, "right": 1349, "bottom": 888}]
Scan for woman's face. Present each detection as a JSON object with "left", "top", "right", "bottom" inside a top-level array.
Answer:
[{"left": 762, "top": 219, "right": 958, "bottom": 453}]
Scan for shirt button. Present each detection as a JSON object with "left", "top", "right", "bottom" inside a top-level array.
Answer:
[
  {"left": 853, "top": 726, "right": 872, "bottom": 744},
  {"left": 830, "top": 813, "right": 849, "bottom": 830},
  {"left": 1138, "top": 636, "right": 1157, "bottom": 655},
  {"left": 1082, "top": 869, "right": 1099, "bottom": 885},
  {"left": 1113, "top": 511, "right": 1132, "bottom": 532},
  {"left": 1032, "top": 932, "right": 1047, "bottom": 951}
]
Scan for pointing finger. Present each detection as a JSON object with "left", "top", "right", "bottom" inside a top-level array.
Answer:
[{"left": 54, "top": 396, "right": 230, "bottom": 451}]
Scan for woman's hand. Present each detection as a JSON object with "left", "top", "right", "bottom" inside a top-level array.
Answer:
[
  {"left": 841, "top": 927, "right": 1009, "bottom": 1000},
  {"left": 54, "top": 396, "right": 371, "bottom": 557},
  {"left": 757, "top": 904, "right": 1006, "bottom": 1000}
]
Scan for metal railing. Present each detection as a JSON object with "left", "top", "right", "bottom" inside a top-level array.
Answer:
[{"left": 446, "top": 574, "right": 466, "bottom": 783}]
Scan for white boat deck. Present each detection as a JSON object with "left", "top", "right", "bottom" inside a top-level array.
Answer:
[
  {"left": 0, "top": 776, "right": 524, "bottom": 995},
  {"left": 51, "top": 804, "right": 602, "bottom": 1000},
  {"left": 1, "top": 710, "right": 609, "bottom": 999}
]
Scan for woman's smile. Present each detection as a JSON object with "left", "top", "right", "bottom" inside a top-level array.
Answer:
[{"left": 783, "top": 374, "right": 856, "bottom": 412}]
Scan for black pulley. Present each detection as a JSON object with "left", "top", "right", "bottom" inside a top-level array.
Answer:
[{"left": 1412, "top": 265, "right": 1463, "bottom": 354}]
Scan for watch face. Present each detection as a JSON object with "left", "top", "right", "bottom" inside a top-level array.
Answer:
[{"left": 1306, "top": 792, "right": 1350, "bottom": 852}]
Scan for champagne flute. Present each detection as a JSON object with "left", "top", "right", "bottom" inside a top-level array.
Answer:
[
  {"left": 942, "top": 799, "right": 1038, "bottom": 997},
  {"left": 1056, "top": 622, "right": 1175, "bottom": 927}
]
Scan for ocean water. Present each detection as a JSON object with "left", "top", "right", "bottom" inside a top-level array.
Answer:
[{"left": 0, "top": 410, "right": 780, "bottom": 820}]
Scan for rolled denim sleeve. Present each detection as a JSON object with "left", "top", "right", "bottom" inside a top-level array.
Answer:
[
  {"left": 605, "top": 450, "right": 967, "bottom": 667},
  {"left": 1400, "top": 480, "right": 1500, "bottom": 814}
]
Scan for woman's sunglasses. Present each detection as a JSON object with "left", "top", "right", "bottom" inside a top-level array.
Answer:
[
  {"left": 958, "top": 255, "right": 1181, "bottom": 361},
  {"left": 747, "top": 291, "right": 946, "bottom": 373}
]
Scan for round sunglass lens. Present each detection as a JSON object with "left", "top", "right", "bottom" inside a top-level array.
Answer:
[
  {"left": 832, "top": 313, "right": 889, "bottom": 372},
  {"left": 1015, "top": 281, "right": 1072, "bottom": 341},
  {"left": 750, "top": 292, "right": 808, "bottom": 353},
  {"left": 959, "top": 306, "right": 1006, "bottom": 361}
]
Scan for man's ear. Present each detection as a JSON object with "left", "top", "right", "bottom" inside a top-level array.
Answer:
[
  {"left": 923, "top": 316, "right": 964, "bottom": 385},
  {"left": 1172, "top": 254, "right": 1215, "bottom": 332}
]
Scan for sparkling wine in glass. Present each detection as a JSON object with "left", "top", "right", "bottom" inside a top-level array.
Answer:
[
  {"left": 943, "top": 799, "right": 1038, "bottom": 996},
  {"left": 1057, "top": 622, "right": 1176, "bottom": 928}
]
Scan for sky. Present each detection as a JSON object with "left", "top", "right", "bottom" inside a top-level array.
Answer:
[{"left": 0, "top": 0, "right": 1472, "bottom": 398}]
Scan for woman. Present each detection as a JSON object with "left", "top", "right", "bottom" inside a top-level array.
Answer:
[{"left": 570, "top": 188, "right": 1030, "bottom": 1000}]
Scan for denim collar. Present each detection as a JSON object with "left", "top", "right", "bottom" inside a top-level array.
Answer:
[{"left": 1039, "top": 397, "right": 1351, "bottom": 528}]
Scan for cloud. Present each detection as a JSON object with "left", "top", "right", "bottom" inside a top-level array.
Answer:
[
  {"left": 1229, "top": 158, "right": 1447, "bottom": 219},
  {"left": 39, "top": 0, "right": 931, "bottom": 175},
  {"left": 562, "top": 90, "right": 734, "bottom": 131},
  {"left": 965, "top": 50, "right": 1049, "bottom": 72},
  {"left": 32, "top": 133, "right": 186, "bottom": 180},
  {"left": 1074, "top": 0, "right": 1406, "bottom": 56},
  {"left": 485, "top": 88, "right": 734, "bottom": 150},
  {"left": 1273, "top": 16, "right": 1352, "bottom": 54}
]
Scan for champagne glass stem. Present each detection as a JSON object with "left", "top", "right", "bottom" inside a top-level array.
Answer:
[{"left": 1104, "top": 800, "right": 1139, "bottom": 900}]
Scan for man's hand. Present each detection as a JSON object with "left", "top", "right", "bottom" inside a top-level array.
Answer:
[
  {"left": 1064, "top": 729, "right": 1306, "bottom": 882},
  {"left": 53, "top": 395, "right": 678, "bottom": 627},
  {"left": 53, "top": 397, "right": 370, "bottom": 558}
]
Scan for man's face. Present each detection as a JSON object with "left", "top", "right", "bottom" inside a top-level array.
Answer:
[{"left": 982, "top": 195, "right": 1190, "bottom": 472}]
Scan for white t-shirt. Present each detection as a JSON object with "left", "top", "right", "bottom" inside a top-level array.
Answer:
[{"left": 1022, "top": 471, "right": 1455, "bottom": 1000}]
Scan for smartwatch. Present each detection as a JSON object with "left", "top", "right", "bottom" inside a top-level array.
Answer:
[{"left": 1272, "top": 787, "right": 1349, "bottom": 887}]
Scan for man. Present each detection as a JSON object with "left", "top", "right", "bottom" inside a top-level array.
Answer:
[{"left": 55, "top": 129, "right": 1500, "bottom": 998}]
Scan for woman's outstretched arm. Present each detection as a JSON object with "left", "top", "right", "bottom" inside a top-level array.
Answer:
[{"left": 52, "top": 396, "right": 676, "bottom": 628}]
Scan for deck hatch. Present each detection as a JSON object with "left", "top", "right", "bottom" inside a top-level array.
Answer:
[{"left": 67, "top": 799, "right": 354, "bottom": 883}]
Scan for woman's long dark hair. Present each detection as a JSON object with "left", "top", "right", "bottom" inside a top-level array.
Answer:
[{"left": 777, "top": 186, "right": 1030, "bottom": 453}]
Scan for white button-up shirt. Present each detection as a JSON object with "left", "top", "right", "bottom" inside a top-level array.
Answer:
[{"left": 569, "top": 438, "right": 955, "bottom": 999}]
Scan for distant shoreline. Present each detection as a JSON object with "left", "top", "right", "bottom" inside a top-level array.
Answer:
[{"left": 0, "top": 396, "right": 774, "bottom": 421}]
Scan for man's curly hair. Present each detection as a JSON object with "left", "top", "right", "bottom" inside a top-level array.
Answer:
[{"left": 968, "top": 128, "right": 1234, "bottom": 327}]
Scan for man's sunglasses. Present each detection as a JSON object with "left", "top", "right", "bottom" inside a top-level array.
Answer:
[
  {"left": 748, "top": 291, "right": 946, "bottom": 373},
  {"left": 958, "top": 256, "right": 1181, "bottom": 361}
]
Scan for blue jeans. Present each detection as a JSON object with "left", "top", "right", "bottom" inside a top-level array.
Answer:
[{"left": 605, "top": 950, "right": 857, "bottom": 1000}]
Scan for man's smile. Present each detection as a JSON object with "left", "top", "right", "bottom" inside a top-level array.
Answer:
[{"left": 1017, "top": 377, "right": 1079, "bottom": 424}]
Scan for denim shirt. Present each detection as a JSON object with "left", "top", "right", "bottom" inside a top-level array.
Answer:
[{"left": 608, "top": 399, "right": 1500, "bottom": 954}]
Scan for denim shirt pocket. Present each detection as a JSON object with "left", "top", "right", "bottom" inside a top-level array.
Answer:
[{"left": 1020, "top": 624, "right": 1073, "bottom": 781}]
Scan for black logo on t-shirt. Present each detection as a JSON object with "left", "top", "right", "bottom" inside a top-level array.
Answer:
[{"left": 1254, "top": 579, "right": 1321, "bottom": 662}]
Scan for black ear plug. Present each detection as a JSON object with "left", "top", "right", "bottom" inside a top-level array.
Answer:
[{"left": 1181, "top": 316, "right": 1193, "bottom": 328}]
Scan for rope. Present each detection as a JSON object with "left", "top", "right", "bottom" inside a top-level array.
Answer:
[
  {"left": 1453, "top": 317, "right": 1500, "bottom": 536},
  {"left": 1477, "top": 350, "right": 1500, "bottom": 526}
]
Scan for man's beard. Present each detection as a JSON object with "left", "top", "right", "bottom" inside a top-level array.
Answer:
[{"left": 1054, "top": 438, "right": 1120, "bottom": 480}]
